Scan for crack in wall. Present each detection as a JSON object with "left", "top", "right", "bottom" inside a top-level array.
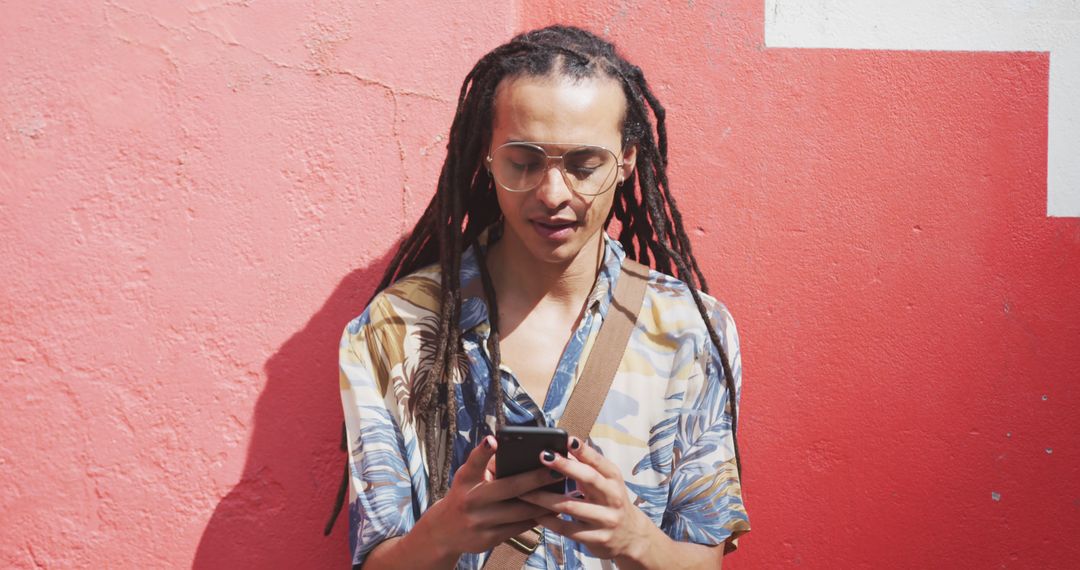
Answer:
[
  {"left": 389, "top": 90, "right": 408, "bottom": 235},
  {"left": 104, "top": 0, "right": 450, "bottom": 102},
  {"left": 103, "top": 0, "right": 451, "bottom": 240}
]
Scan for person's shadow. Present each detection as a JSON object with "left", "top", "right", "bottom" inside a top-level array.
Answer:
[{"left": 193, "top": 247, "right": 394, "bottom": 569}]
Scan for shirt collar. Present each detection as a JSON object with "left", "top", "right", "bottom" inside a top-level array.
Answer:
[{"left": 458, "top": 229, "right": 627, "bottom": 332}]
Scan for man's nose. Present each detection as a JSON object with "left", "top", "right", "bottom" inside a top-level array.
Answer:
[{"left": 533, "top": 162, "right": 573, "bottom": 209}]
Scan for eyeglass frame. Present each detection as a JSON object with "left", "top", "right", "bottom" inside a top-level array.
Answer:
[{"left": 485, "top": 141, "right": 628, "bottom": 196}]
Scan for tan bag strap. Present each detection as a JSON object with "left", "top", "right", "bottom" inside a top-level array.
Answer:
[{"left": 484, "top": 258, "right": 650, "bottom": 570}]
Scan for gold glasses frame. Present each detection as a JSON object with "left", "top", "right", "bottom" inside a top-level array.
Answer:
[{"left": 485, "top": 141, "right": 627, "bottom": 196}]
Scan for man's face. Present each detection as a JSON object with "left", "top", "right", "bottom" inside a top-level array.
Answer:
[{"left": 488, "top": 74, "right": 637, "bottom": 266}]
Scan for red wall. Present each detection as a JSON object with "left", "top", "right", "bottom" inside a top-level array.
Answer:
[{"left": 2, "top": 2, "right": 1077, "bottom": 568}]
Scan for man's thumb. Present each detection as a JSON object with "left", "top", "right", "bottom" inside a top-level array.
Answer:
[{"left": 455, "top": 435, "right": 496, "bottom": 483}]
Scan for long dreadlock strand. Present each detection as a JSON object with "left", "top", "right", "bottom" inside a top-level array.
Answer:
[
  {"left": 472, "top": 239, "right": 507, "bottom": 430},
  {"left": 617, "top": 59, "right": 743, "bottom": 472},
  {"left": 625, "top": 71, "right": 742, "bottom": 470},
  {"left": 633, "top": 76, "right": 713, "bottom": 294}
]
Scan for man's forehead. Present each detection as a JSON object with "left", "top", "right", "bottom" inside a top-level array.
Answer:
[
  {"left": 494, "top": 73, "right": 625, "bottom": 109},
  {"left": 491, "top": 74, "right": 626, "bottom": 142}
]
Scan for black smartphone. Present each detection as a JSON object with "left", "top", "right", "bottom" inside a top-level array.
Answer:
[{"left": 495, "top": 426, "right": 568, "bottom": 494}]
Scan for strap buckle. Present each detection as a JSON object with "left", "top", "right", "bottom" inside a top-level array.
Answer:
[{"left": 504, "top": 526, "right": 542, "bottom": 555}]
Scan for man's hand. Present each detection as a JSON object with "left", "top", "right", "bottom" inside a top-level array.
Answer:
[
  {"left": 418, "top": 435, "right": 560, "bottom": 558},
  {"left": 517, "top": 436, "right": 655, "bottom": 561}
]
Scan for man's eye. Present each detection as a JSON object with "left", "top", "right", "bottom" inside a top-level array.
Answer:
[{"left": 509, "top": 160, "right": 540, "bottom": 171}]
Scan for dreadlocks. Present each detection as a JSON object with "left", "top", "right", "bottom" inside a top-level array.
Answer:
[{"left": 327, "top": 24, "right": 741, "bottom": 532}]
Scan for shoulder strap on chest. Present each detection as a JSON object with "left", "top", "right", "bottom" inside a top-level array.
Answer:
[
  {"left": 485, "top": 257, "right": 650, "bottom": 570},
  {"left": 557, "top": 257, "right": 649, "bottom": 439}
]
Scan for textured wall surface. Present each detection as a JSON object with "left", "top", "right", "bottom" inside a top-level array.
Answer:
[{"left": 2, "top": 1, "right": 1078, "bottom": 568}]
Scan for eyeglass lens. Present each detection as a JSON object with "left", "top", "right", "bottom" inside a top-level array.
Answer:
[{"left": 491, "top": 144, "right": 618, "bottom": 195}]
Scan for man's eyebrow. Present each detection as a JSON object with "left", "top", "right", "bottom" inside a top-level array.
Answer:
[{"left": 503, "top": 138, "right": 589, "bottom": 149}]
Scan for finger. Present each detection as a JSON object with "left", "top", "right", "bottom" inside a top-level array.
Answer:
[
  {"left": 537, "top": 517, "right": 614, "bottom": 546},
  {"left": 539, "top": 450, "right": 611, "bottom": 499},
  {"left": 474, "top": 466, "right": 566, "bottom": 503},
  {"left": 472, "top": 498, "right": 552, "bottom": 527},
  {"left": 535, "top": 513, "right": 586, "bottom": 538},
  {"left": 455, "top": 435, "right": 497, "bottom": 485},
  {"left": 567, "top": 436, "right": 621, "bottom": 480},
  {"left": 536, "top": 513, "right": 621, "bottom": 546},
  {"left": 483, "top": 453, "right": 497, "bottom": 482},
  {"left": 518, "top": 490, "right": 609, "bottom": 524}
]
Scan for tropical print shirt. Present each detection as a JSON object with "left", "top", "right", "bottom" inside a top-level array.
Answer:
[{"left": 338, "top": 235, "right": 750, "bottom": 569}]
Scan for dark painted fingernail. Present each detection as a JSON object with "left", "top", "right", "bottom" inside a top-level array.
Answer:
[
  {"left": 550, "top": 469, "right": 563, "bottom": 479},
  {"left": 542, "top": 450, "right": 555, "bottom": 462},
  {"left": 483, "top": 436, "right": 493, "bottom": 448},
  {"left": 570, "top": 438, "right": 581, "bottom": 450}
]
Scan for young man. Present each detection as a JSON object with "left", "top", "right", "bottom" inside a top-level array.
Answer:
[{"left": 335, "top": 26, "right": 749, "bottom": 569}]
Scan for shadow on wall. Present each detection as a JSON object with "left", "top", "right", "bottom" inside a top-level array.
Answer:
[{"left": 193, "top": 247, "right": 395, "bottom": 568}]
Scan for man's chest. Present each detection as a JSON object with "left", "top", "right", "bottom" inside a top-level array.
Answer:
[
  {"left": 495, "top": 302, "right": 587, "bottom": 406},
  {"left": 498, "top": 326, "right": 572, "bottom": 405}
]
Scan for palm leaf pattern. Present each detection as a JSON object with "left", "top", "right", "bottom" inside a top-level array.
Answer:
[
  {"left": 659, "top": 301, "right": 748, "bottom": 545},
  {"left": 348, "top": 405, "right": 415, "bottom": 565},
  {"left": 407, "top": 314, "right": 470, "bottom": 422},
  {"left": 631, "top": 392, "right": 683, "bottom": 477},
  {"left": 663, "top": 460, "right": 748, "bottom": 544}
]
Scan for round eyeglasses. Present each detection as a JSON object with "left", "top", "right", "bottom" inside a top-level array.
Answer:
[{"left": 486, "top": 142, "right": 624, "bottom": 196}]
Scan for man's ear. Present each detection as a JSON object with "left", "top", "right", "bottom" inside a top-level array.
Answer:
[{"left": 620, "top": 144, "right": 638, "bottom": 183}]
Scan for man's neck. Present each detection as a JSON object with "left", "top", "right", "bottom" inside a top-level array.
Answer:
[{"left": 486, "top": 231, "right": 605, "bottom": 312}]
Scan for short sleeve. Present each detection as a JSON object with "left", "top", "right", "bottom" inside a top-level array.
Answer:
[
  {"left": 660, "top": 301, "right": 750, "bottom": 551},
  {"left": 339, "top": 305, "right": 418, "bottom": 567}
]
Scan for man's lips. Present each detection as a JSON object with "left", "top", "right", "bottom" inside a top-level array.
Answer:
[
  {"left": 532, "top": 219, "right": 577, "bottom": 229},
  {"left": 530, "top": 219, "right": 578, "bottom": 239}
]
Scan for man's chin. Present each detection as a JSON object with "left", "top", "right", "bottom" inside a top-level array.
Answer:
[{"left": 520, "top": 238, "right": 586, "bottom": 266}]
